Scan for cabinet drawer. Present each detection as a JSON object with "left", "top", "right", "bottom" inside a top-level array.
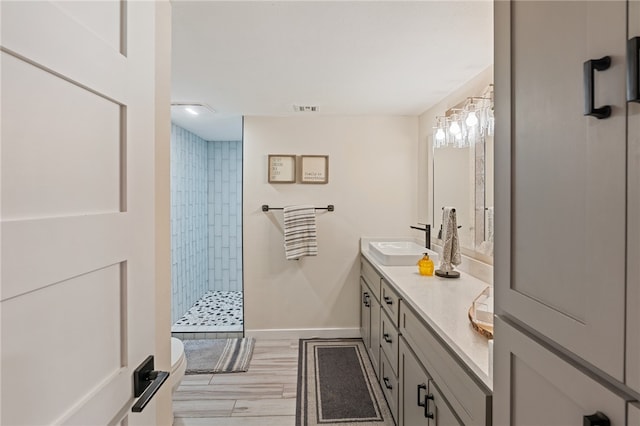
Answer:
[
  {"left": 361, "top": 256, "right": 381, "bottom": 300},
  {"left": 381, "top": 278, "right": 400, "bottom": 326},
  {"left": 401, "top": 301, "right": 491, "bottom": 426},
  {"left": 380, "top": 349, "right": 398, "bottom": 423},
  {"left": 381, "top": 308, "right": 399, "bottom": 377}
]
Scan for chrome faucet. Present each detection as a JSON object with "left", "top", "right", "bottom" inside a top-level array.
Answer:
[{"left": 410, "top": 223, "right": 431, "bottom": 249}]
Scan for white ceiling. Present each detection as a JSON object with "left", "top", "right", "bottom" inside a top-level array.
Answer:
[{"left": 170, "top": 1, "right": 493, "bottom": 141}]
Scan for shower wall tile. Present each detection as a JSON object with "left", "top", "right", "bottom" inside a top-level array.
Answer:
[
  {"left": 208, "top": 141, "right": 243, "bottom": 292},
  {"left": 171, "top": 124, "right": 209, "bottom": 323}
]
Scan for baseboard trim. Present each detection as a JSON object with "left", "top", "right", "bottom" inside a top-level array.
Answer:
[{"left": 245, "top": 327, "right": 361, "bottom": 340}]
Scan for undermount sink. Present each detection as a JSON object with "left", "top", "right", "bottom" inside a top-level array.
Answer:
[{"left": 368, "top": 241, "right": 438, "bottom": 266}]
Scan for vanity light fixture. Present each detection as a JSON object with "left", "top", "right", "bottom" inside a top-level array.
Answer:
[{"left": 432, "top": 85, "right": 494, "bottom": 150}]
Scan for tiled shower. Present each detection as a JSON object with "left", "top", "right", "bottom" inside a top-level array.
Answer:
[{"left": 170, "top": 124, "right": 243, "bottom": 334}]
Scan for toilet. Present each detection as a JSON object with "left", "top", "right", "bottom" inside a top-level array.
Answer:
[{"left": 170, "top": 337, "right": 187, "bottom": 394}]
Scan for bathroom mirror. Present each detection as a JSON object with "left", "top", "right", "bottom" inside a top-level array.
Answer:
[{"left": 431, "top": 132, "right": 493, "bottom": 260}]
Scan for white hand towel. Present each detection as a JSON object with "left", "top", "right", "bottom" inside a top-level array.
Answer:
[
  {"left": 439, "top": 207, "right": 461, "bottom": 272},
  {"left": 283, "top": 205, "right": 318, "bottom": 260}
]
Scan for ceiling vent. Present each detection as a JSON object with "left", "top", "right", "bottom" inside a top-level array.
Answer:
[
  {"left": 171, "top": 102, "right": 215, "bottom": 115},
  {"left": 293, "top": 105, "right": 320, "bottom": 113}
]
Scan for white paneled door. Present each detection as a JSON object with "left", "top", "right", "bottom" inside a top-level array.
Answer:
[{"left": 1, "top": 1, "right": 169, "bottom": 424}]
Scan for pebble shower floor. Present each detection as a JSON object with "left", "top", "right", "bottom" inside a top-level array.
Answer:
[{"left": 172, "top": 290, "right": 243, "bottom": 332}]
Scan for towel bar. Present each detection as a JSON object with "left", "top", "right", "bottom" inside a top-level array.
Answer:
[{"left": 262, "top": 204, "right": 334, "bottom": 212}]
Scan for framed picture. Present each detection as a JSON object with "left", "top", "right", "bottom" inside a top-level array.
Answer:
[
  {"left": 300, "top": 155, "right": 329, "bottom": 184},
  {"left": 268, "top": 155, "right": 296, "bottom": 183}
]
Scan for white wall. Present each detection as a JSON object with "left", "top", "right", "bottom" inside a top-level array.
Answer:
[{"left": 243, "top": 116, "right": 418, "bottom": 337}]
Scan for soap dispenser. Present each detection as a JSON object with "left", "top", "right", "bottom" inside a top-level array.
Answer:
[{"left": 417, "top": 253, "right": 434, "bottom": 276}]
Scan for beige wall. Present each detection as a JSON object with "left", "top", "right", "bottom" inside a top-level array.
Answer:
[{"left": 243, "top": 116, "right": 418, "bottom": 337}]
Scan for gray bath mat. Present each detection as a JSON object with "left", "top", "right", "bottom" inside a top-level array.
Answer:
[
  {"left": 296, "top": 338, "right": 394, "bottom": 425},
  {"left": 183, "top": 337, "right": 255, "bottom": 374}
]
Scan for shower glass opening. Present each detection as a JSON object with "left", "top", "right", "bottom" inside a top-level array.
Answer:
[{"left": 169, "top": 122, "right": 243, "bottom": 337}]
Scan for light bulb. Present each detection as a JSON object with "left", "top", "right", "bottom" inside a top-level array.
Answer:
[
  {"left": 449, "top": 121, "right": 461, "bottom": 135},
  {"left": 435, "top": 128, "right": 445, "bottom": 141},
  {"left": 465, "top": 111, "right": 478, "bottom": 126}
]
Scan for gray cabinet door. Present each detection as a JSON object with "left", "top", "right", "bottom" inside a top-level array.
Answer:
[
  {"left": 399, "top": 338, "right": 429, "bottom": 426},
  {"left": 495, "top": 0, "right": 627, "bottom": 381},
  {"left": 370, "top": 294, "right": 381, "bottom": 376},
  {"left": 360, "top": 279, "right": 371, "bottom": 349},
  {"left": 399, "top": 338, "right": 462, "bottom": 426},
  {"left": 627, "top": 0, "right": 640, "bottom": 395},
  {"left": 493, "top": 317, "right": 629, "bottom": 426},
  {"left": 428, "top": 380, "right": 462, "bottom": 426}
]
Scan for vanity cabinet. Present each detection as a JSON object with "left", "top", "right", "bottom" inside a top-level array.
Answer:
[
  {"left": 360, "top": 255, "right": 492, "bottom": 425},
  {"left": 400, "top": 301, "right": 491, "bottom": 426},
  {"left": 494, "top": 0, "right": 640, "bottom": 421}
]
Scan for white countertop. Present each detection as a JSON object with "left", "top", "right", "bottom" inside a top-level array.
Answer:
[{"left": 361, "top": 239, "right": 493, "bottom": 390}]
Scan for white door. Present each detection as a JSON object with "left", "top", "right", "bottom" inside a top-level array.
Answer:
[{"left": 1, "top": 1, "right": 170, "bottom": 424}]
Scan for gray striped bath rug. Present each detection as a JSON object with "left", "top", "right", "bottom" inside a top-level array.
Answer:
[{"left": 183, "top": 337, "right": 255, "bottom": 374}]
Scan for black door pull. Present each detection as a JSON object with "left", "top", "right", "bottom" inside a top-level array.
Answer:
[
  {"left": 363, "top": 292, "right": 370, "bottom": 307},
  {"left": 583, "top": 56, "right": 612, "bottom": 119},
  {"left": 132, "top": 355, "right": 170, "bottom": 413},
  {"left": 383, "top": 377, "right": 393, "bottom": 390},
  {"left": 417, "top": 383, "right": 427, "bottom": 407},
  {"left": 628, "top": 37, "right": 640, "bottom": 102},
  {"left": 424, "top": 392, "right": 434, "bottom": 419},
  {"left": 583, "top": 411, "right": 610, "bottom": 426}
]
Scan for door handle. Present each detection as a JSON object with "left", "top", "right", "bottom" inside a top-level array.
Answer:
[
  {"left": 583, "top": 411, "right": 610, "bottom": 426},
  {"left": 363, "top": 292, "right": 370, "bottom": 308},
  {"left": 383, "top": 296, "right": 393, "bottom": 305},
  {"left": 132, "top": 355, "right": 170, "bottom": 413},
  {"left": 383, "top": 377, "right": 393, "bottom": 390},
  {"left": 583, "top": 56, "right": 612, "bottom": 118},
  {"left": 417, "top": 383, "right": 427, "bottom": 407},
  {"left": 628, "top": 37, "right": 640, "bottom": 102},
  {"left": 424, "top": 392, "right": 435, "bottom": 419},
  {"left": 383, "top": 333, "right": 393, "bottom": 343}
]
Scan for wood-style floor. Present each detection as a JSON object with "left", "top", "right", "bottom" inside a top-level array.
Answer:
[{"left": 173, "top": 339, "right": 299, "bottom": 426}]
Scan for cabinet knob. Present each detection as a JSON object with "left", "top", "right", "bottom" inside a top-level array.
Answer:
[{"left": 583, "top": 411, "right": 610, "bottom": 426}]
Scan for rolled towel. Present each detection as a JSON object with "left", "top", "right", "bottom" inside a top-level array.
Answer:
[
  {"left": 439, "top": 207, "right": 461, "bottom": 272},
  {"left": 283, "top": 205, "right": 318, "bottom": 260}
]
